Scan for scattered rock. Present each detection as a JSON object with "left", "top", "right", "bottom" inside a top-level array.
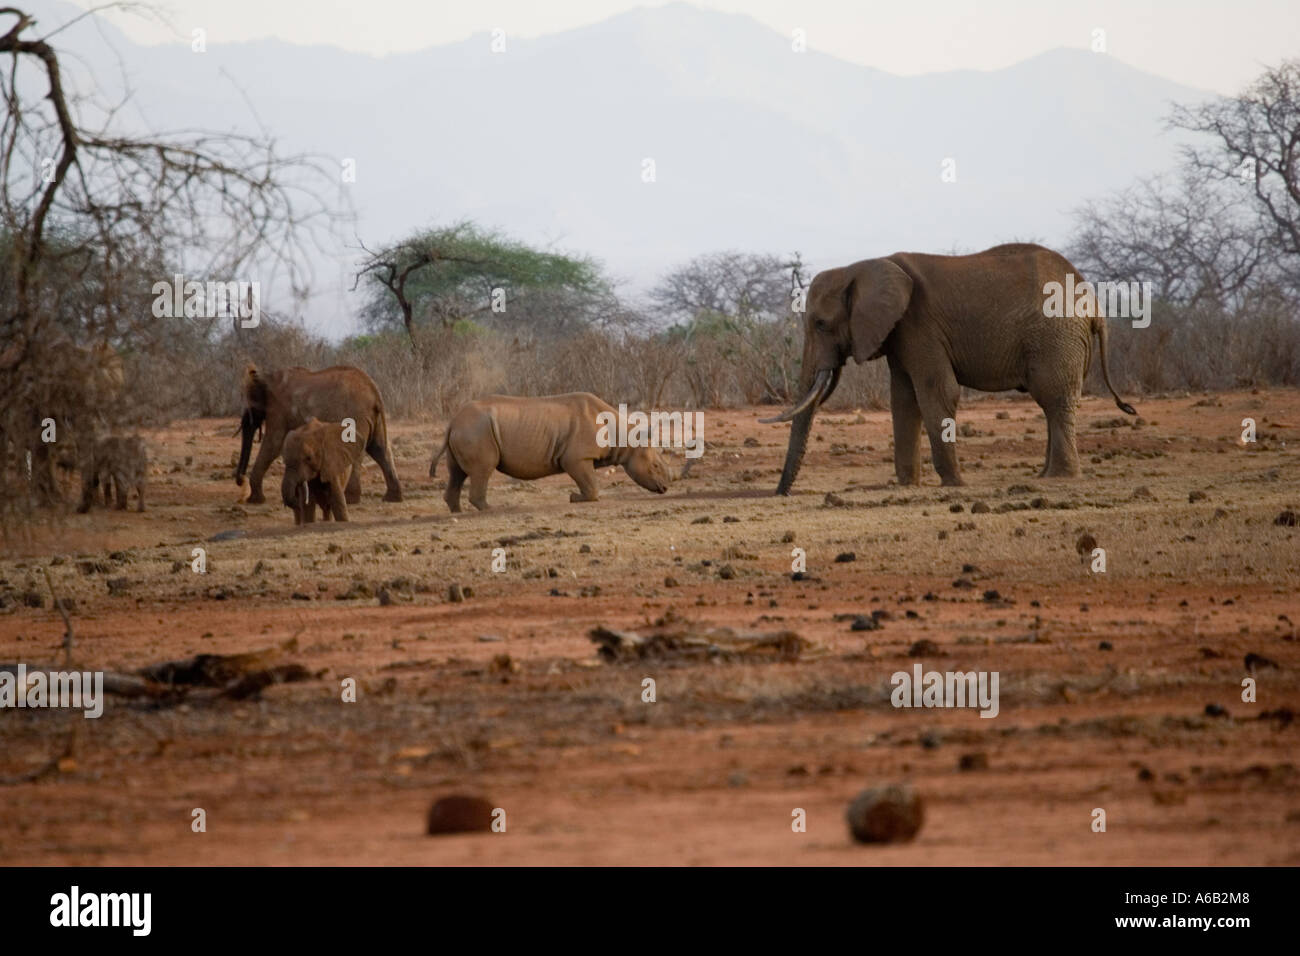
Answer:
[
  {"left": 846, "top": 784, "right": 924, "bottom": 844},
  {"left": 958, "top": 752, "right": 988, "bottom": 772},
  {"left": 1245, "top": 652, "right": 1280, "bottom": 672},
  {"left": 835, "top": 552, "right": 856, "bottom": 563},
  {"left": 970, "top": 501, "right": 990, "bottom": 514},
  {"left": 1275, "top": 510, "right": 1298, "bottom": 527},
  {"left": 207, "top": 529, "right": 246, "bottom": 542},
  {"left": 426, "top": 795, "right": 495, "bottom": 835},
  {"left": 907, "top": 639, "right": 942, "bottom": 657},
  {"left": 1204, "top": 703, "right": 1229, "bottom": 718}
]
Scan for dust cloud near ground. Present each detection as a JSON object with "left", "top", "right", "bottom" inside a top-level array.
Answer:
[{"left": 1, "top": 390, "right": 1297, "bottom": 864}]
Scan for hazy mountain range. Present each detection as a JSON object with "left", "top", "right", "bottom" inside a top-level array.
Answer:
[{"left": 26, "top": 1, "right": 1210, "bottom": 336}]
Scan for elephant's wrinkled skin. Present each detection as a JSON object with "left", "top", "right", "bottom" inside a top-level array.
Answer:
[
  {"left": 235, "top": 364, "right": 402, "bottom": 506},
  {"left": 280, "top": 418, "right": 361, "bottom": 524},
  {"left": 767, "top": 243, "right": 1136, "bottom": 492},
  {"left": 429, "top": 393, "right": 678, "bottom": 512}
]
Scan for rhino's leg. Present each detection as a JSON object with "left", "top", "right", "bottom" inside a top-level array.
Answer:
[
  {"left": 563, "top": 456, "right": 600, "bottom": 503},
  {"left": 444, "top": 456, "right": 466, "bottom": 513},
  {"left": 467, "top": 469, "right": 491, "bottom": 511}
]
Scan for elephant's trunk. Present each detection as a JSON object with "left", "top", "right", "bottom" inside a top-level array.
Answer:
[
  {"left": 773, "top": 367, "right": 839, "bottom": 496},
  {"left": 235, "top": 407, "right": 263, "bottom": 486}
]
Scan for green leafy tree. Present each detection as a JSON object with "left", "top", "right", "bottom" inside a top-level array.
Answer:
[{"left": 354, "top": 221, "right": 614, "bottom": 348}]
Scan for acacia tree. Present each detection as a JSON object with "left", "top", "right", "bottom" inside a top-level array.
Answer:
[
  {"left": 0, "top": 5, "right": 334, "bottom": 511},
  {"left": 354, "top": 221, "right": 613, "bottom": 355}
]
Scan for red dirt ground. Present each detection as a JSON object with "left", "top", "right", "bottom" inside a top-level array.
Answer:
[{"left": 1, "top": 389, "right": 1297, "bottom": 864}]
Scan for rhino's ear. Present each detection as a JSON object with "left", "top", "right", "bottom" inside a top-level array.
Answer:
[{"left": 847, "top": 259, "right": 913, "bottom": 364}]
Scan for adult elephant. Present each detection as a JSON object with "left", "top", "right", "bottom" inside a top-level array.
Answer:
[
  {"left": 235, "top": 364, "right": 403, "bottom": 504},
  {"left": 764, "top": 243, "right": 1136, "bottom": 492}
]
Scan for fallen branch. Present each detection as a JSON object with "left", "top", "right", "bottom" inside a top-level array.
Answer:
[{"left": 590, "top": 620, "right": 814, "bottom": 663}]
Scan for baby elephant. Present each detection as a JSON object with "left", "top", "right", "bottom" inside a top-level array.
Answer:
[
  {"left": 78, "top": 435, "right": 147, "bottom": 513},
  {"left": 430, "top": 393, "right": 678, "bottom": 512},
  {"left": 281, "top": 418, "right": 363, "bottom": 524}
]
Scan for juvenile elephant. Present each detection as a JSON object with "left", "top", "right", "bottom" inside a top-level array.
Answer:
[
  {"left": 429, "top": 393, "right": 680, "bottom": 512},
  {"left": 765, "top": 243, "right": 1136, "bottom": 491},
  {"left": 235, "top": 364, "right": 402, "bottom": 505},
  {"left": 77, "top": 435, "right": 147, "bottom": 513},
  {"left": 280, "top": 418, "right": 361, "bottom": 524}
]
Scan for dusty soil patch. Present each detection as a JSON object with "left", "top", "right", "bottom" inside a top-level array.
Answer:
[{"left": 1, "top": 390, "right": 1297, "bottom": 864}]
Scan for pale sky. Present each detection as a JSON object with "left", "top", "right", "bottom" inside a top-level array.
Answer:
[{"left": 77, "top": 0, "right": 1298, "bottom": 95}]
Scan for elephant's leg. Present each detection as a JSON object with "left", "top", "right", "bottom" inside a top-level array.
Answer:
[
  {"left": 77, "top": 475, "right": 95, "bottom": 514},
  {"left": 247, "top": 427, "right": 286, "bottom": 504},
  {"left": 563, "top": 456, "right": 600, "bottom": 503},
  {"left": 912, "top": 363, "right": 964, "bottom": 486},
  {"left": 366, "top": 433, "right": 403, "bottom": 503},
  {"left": 888, "top": 358, "right": 923, "bottom": 486},
  {"left": 344, "top": 466, "right": 361, "bottom": 505},
  {"left": 328, "top": 476, "right": 349, "bottom": 521},
  {"left": 444, "top": 457, "right": 467, "bottom": 513},
  {"left": 1039, "top": 396, "right": 1082, "bottom": 478},
  {"left": 114, "top": 473, "right": 129, "bottom": 510},
  {"left": 136, "top": 480, "right": 145, "bottom": 512},
  {"left": 1038, "top": 412, "right": 1055, "bottom": 478}
]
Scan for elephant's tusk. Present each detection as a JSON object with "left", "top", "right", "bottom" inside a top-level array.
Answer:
[{"left": 759, "top": 369, "right": 832, "bottom": 424}]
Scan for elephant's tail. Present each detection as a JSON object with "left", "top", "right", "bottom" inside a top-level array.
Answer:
[
  {"left": 429, "top": 433, "right": 448, "bottom": 478},
  {"left": 1091, "top": 315, "right": 1137, "bottom": 416}
]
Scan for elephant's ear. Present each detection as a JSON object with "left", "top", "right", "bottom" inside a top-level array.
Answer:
[{"left": 847, "top": 259, "right": 913, "bottom": 364}]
